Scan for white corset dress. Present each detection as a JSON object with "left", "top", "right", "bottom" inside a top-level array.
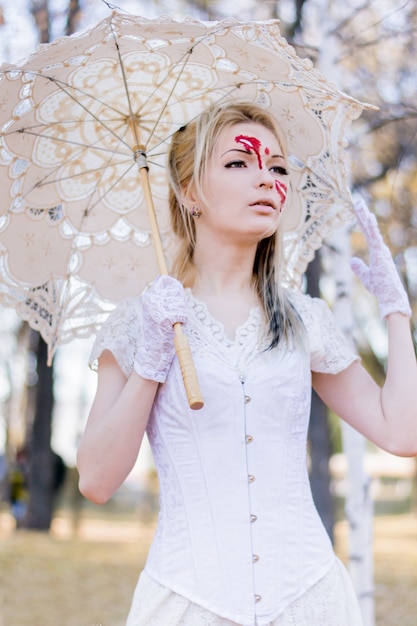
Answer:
[{"left": 90, "top": 289, "right": 361, "bottom": 626}]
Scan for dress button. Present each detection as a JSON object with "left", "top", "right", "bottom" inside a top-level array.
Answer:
[
  {"left": 246, "top": 434, "right": 253, "bottom": 444},
  {"left": 248, "top": 474, "right": 255, "bottom": 483},
  {"left": 244, "top": 395, "right": 251, "bottom": 403},
  {"left": 250, "top": 514, "right": 257, "bottom": 523},
  {"left": 255, "top": 594, "right": 262, "bottom": 603},
  {"left": 252, "top": 554, "right": 260, "bottom": 563}
]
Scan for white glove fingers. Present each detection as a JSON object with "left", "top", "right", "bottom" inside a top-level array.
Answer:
[
  {"left": 353, "top": 197, "right": 382, "bottom": 243},
  {"left": 349, "top": 257, "right": 368, "bottom": 276},
  {"left": 350, "top": 195, "right": 411, "bottom": 318}
]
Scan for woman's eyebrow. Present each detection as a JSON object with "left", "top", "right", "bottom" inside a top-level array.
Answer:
[
  {"left": 220, "top": 148, "right": 284, "bottom": 159},
  {"left": 221, "top": 148, "right": 252, "bottom": 157}
]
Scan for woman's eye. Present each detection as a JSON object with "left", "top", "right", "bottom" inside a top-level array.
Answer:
[
  {"left": 270, "top": 165, "right": 288, "bottom": 176},
  {"left": 225, "top": 160, "right": 246, "bottom": 168}
]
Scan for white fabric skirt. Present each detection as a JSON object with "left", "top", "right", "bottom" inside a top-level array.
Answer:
[{"left": 126, "top": 558, "right": 363, "bottom": 626}]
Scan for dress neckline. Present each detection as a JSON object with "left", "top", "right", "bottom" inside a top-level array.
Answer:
[{"left": 185, "top": 288, "right": 265, "bottom": 347}]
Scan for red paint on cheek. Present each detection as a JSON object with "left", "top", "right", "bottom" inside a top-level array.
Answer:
[
  {"left": 235, "top": 135, "right": 263, "bottom": 169},
  {"left": 275, "top": 179, "right": 288, "bottom": 212}
]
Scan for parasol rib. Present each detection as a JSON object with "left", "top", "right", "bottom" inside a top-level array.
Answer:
[
  {"left": 140, "top": 52, "right": 194, "bottom": 148},
  {"left": 37, "top": 71, "right": 136, "bottom": 151},
  {"left": 13, "top": 123, "right": 133, "bottom": 157}
]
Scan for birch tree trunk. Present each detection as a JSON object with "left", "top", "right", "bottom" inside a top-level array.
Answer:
[
  {"left": 299, "top": 1, "right": 375, "bottom": 623},
  {"left": 327, "top": 226, "right": 375, "bottom": 626}
]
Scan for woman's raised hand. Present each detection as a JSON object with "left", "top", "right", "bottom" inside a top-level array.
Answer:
[{"left": 350, "top": 196, "right": 411, "bottom": 319}]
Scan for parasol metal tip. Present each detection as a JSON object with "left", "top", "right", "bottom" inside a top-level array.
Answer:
[{"left": 133, "top": 144, "right": 148, "bottom": 170}]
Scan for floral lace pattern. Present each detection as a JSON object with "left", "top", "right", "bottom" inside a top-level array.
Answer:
[
  {"left": 0, "top": 12, "right": 367, "bottom": 365},
  {"left": 289, "top": 290, "right": 360, "bottom": 373},
  {"left": 133, "top": 275, "right": 188, "bottom": 383},
  {"left": 184, "top": 291, "right": 272, "bottom": 373},
  {"left": 89, "top": 296, "right": 142, "bottom": 378},
  {"left": 126, "top": 559, "right": 363, "bottom": 626},
  {"left": 89, "top": 288, "right": 359, "bottom": 377}
]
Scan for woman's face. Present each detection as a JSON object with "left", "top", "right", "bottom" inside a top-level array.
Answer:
[{"left": 194, "top": 121, "right": 288, "bottom": 245}]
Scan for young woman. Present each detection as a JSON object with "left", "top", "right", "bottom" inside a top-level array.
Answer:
[{"left": 77, "top": 102, "right": 417, "bottom": 626}]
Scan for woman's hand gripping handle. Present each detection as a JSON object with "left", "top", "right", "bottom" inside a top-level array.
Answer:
[{"left": 134, "top": 274, "right": 204, "bottom": 409}]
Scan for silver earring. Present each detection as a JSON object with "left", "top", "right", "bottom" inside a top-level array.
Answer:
[{"left": 191, "top": 206, "right": 202, "bottom": 218}]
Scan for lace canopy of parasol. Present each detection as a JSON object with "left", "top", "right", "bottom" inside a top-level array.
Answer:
[{"left": 0, "top": 12, "right": 370, "bottom": 361}]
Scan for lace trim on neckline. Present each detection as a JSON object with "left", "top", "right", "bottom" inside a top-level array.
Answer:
[{"left": 185, "top": 289, "right": 266, "bottom": 348}]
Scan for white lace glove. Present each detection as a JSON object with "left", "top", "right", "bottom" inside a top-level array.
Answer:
[
  {"left": 350, "top": 196, "right": 411, "bottom": 318},
  {"left": 134, "top": 275, "right": 188, "bottom": 383}
]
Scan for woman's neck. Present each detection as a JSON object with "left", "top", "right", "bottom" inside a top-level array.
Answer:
[
  {"left": 192, "top": 241, "right": 257, "bottom": 299},
  {"left": 190, "top": 242, "right": 261, "bottom": 338}
]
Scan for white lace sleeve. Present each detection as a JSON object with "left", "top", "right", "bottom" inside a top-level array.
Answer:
[
  {"left": 291, "top": 291, "right": 360, "bottom": 374},
  {"left": 89, "top": 297, "right": 143, "bottom": 378}
]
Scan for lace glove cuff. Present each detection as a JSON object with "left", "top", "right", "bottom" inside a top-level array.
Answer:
[
  {"left": 134, "top": 275, "right": 188, "bottom": 383},
  {"left": 350, "top": 196, "right": 411, "bottom": 319}
]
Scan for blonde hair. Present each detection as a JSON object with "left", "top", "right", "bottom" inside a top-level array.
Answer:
[{"left": 168, "top": 101, "right": 305, "bottom": 349}]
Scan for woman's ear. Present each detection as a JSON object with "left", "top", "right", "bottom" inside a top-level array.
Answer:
[{"left": 180, "top": 184, "right": 199, "bottom": 211}]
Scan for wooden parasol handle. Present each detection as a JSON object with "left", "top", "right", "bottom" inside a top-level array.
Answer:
[
  {"left": 137, "top": 159, "right": 204, "bottom": 410},
  {"left": 173, "top": 322, "right": 204, "bottom": 410}
]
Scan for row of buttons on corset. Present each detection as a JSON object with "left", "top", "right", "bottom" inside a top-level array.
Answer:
[{"left": 245, "top": 393, "right": 262, "bottom": 604}]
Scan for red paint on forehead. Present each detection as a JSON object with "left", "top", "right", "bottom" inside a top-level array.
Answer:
[{"left": 235, "top": 135, "right": 263, "bottom": 169}]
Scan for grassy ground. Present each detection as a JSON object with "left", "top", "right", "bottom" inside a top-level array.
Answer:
[
  {"left": 0, "top": 507, "right": 416, "bottom": 626},
  {"left": 335, "top": 515, "right": 417, "bottom": 626}
]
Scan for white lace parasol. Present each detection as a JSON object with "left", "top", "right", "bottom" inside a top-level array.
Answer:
[{"left": 0, "top": 11, "right": 370, "bottom": 361}]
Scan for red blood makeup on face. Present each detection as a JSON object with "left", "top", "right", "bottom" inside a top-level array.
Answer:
[
  {"left": 275, "top": 179, "right": 288, "bottom": 212},
  {"left": 234, "top": 133, "right": 287, "bottom": 211},
  {"left": 235, "top": 135, "right": 263, "bottom": 169}
]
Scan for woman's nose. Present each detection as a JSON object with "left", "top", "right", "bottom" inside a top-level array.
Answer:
[{"left": 258, "top": 168, "right": 275, "bottom": 188}]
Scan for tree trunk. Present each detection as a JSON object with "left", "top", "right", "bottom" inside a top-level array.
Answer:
[
  {"left": 20, "top": 0, "right": 79, "bottom": 534},
  {"left": 66, "top": 0, "right": 81, "bottom": 36},
  {"left": 306, "top": 252, "right": 335, "bottom": 543},
  {"left": 24, "top": 332, "right": 56, "bottom": 530},
  {"left": 31, "top": 0, "right": 50, "bottom": 44},
  {"left": 308, "top": 388, "right": 334, "bottom": 543},
  {"left": 329, "top": 225, "right": 375, "bottom": 626},
  {"left": 298, "top": 1, "right": 376, "bottom": 621}
]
